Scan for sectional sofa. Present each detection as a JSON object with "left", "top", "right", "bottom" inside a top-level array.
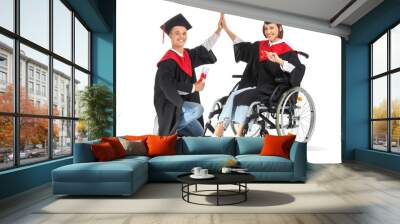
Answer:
[{"left": 52, "top": 137, "right": 307, "bottom": 196}]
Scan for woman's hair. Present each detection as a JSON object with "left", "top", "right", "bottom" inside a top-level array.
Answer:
[{"left": 263, "top": 22, "right": 284, "bottom": 39}]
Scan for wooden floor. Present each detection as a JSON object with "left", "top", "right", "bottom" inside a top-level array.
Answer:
[{"left": 1, "top": 162, "right": 400, "bottom": 224}]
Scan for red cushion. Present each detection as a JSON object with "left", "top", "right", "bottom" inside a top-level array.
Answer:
[
  {"left": 101, "top": 137, "right": 127, "bottom": 158},
  {"left": 146, "top": 135, "right": 177, "bottom": 157},
  {"left": 259, "top": 134, "right": 296, "bottom": 159},
  {"left": 91, "top": 142, "right": 117, "bottom": 161}
]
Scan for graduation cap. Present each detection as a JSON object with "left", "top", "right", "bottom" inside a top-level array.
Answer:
[{"left": 161, "top": 14, "right": 192, "bottom": 43}]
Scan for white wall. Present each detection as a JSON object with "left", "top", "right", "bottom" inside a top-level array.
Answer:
[{"left": 117, "top": 0, "right": 342, "bottom": 163}]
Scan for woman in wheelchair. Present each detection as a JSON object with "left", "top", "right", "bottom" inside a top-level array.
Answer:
[{"left": 213, "top": 14, "right": 306, "bottom": 137}]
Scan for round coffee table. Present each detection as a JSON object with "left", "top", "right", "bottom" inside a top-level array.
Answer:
[{"left": 177, "top": 172, "right": 255, "bottom": 206}]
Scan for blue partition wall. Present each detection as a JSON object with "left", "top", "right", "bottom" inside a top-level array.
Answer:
[
  {"left": 0, "top": 0, "right": 116, "bottom": 200},
  {"left": 343, "top": 0, "right": 400, "bottom": 171}
]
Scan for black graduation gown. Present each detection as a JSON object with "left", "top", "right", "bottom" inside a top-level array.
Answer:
[
  {"left": 154, "top": 45, "right": 217, "bottom": 135},
  {"left": 232, "top": 41, "right": 305, "bottom": 107}
]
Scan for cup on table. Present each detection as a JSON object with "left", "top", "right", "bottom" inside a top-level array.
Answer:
[
  {"left": 199, "top": 168, "right": 208, "bottom": 176},
  {"left": 221, "top": 167, "right": 232, "bottom": 174},
  {"left": 191, "top": 167, "right": 202, "bottom": 176}
]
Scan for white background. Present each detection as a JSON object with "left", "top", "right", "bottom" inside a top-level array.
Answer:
[{"left": 116, "top": 0, "right": 342, "bottom": 163}]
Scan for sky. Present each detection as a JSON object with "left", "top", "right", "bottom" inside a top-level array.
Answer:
[{"left": 117, "top": 0, "right": 343, "bottom": 163}]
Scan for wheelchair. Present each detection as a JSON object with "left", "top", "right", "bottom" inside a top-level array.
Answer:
[{"left": 203, "top": 51, "right": 316, "bottom": 143}]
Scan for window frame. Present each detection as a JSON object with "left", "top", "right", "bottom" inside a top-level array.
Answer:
[
  {"left": 0, "top": 0, "right": 92, "bottom": 171},
  {"left": 370, "top": 20, "right": 400, "bottom": 154}
]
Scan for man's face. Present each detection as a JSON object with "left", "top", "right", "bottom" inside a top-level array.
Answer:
[{"left": 169, "top": 26, "right": 187, "bottom": 48}]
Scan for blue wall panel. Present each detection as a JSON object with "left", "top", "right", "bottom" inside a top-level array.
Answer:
[{"left": 344, "top": 0, "right": 400, "bottom": 171}]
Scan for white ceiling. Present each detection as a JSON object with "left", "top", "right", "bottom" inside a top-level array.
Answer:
[{"left": 165, "top": 0, "right": 384, "bottom": 38}]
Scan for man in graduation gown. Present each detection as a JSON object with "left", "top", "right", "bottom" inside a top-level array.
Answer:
[{"left": 154, "top": 14, "right": 222, "bottom": 136}]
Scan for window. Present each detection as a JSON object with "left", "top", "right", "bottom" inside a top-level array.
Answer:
[
  {"left": 53, "top": 59, "right": 71, "bottom": 117},
  {"left": 391, "top": 24, "right": 400, "bottom": 70},
  {"left": 36, "top": 83, "right": 40, "bottom": 95},
  {"left": 0, "top": 116, "right": 13, "bottom": 170},
  {"left": 53, "top": 119, "right": 72, "bottom": 158},
  {"left": 0, "top": 34, "right": 13, "bottom": 113},
  {"left": 20, "top": 0, "right": 49, "bottom": 48},
  {"left": 41, "top": 73, "right": 46, "bottom": 82},
  {"left": 29, "top": 67, "right": 34, "bottom": 80},
  {"left": 28, "top": 81, "right": 34, "bottom": 94},
  {"left": 0, "top": 0, "right": 13, "bottom": 31},
  {"left": 42, "top": 85, "right": 46, "bottom": 97},
  {"left": 0, "top": 0, "right": 91, "bottom": 170},
  {"left": 0, "top": 71, "right": 6, "bottom": 85},
  {"left": 19, "top": 117, "right": 49, "bottom": 165},
  {"left": 370, "top": 23, "right": 400, "bottom": 154},
  {"left": 74, "top": 69, "right": 89, "bottom": 118},
  {"left": 53, "top": 0, "right": 72, "bottom": 60},
  {"left": 0, "top": 55, "right": 7, "bottom": 67},
  {"left": 35, "top": 70, "right": 41, "bottom": 81},
  {"left": 75, "top": 18, "right": 89, "bottom": 69}
]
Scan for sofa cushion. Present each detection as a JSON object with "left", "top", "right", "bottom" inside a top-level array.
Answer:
[
  {"left": 147, "top": 135, "right": 177, "bottom": 157},
  {"left": 236, "top": 137, "right": 263, "bottom": 155},
  {"left": 52, "top": 159, "right": 147, "bottom": 183},
  {"left": 236, "top": 155, "right": 293, "bottom": 172},
  {"left": 74, "top": 139, "right": 100, "bottom": 163},
  {"left": 260, "top": 134, "right": 296, "bottom": 159},
  {"left": 101, "top": 137, "right": 127, "bottom": 158},
  {"left": 178, "top": 137, "right": 236, "bottom": 155},
  {"left": 91, "top": 142, "right": 118, "bottom": 161},
  {"left": 118, "top": 138, "right": 147, "bottom": 156},
  {"left": 148, "top": 154, "right": 235, "bottom": 172}
]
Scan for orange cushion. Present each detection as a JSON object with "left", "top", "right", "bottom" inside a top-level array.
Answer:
[
  {"left": 101, "top": 137, "right": 127, "bottom": 158},
  {"left": 91, "top": 142, "right": 117, "bottom": 161},
  {"left": 146, "top": 135, "right": 177, "bottom": 157},
  {"left": 259, "top": 134, "right": 296, "bottom": 159},
  {"left": 124, "top": 135, "right": 153, "bottom": 141}
]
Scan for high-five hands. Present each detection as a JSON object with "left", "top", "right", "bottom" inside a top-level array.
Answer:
[
  {"left": 220, "top": 13, "right": 228, "bottom": 31},
  {"left": 216, "top": 13, "right": 223, "bottom": 34}
]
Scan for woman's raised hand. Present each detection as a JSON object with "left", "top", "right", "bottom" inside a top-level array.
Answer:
[
  {"left": 219, "top": 13, "right": 237, "bottom": 41},
  {"left": 220, "top": 13, "right": 227, "bottom": 30},
  {"left": 216, "top": 13, "right": 223, "bottom": 34}
]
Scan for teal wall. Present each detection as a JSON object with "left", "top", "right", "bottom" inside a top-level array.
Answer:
[
  {"left": 0, "top": 158, "right": 72, "bottom": 199},
  {"left": 0, "top": 0, "right": 116, "bottom": 200},
  {"left": 343, "top": 0, "right": 400, "bottom": 171}
]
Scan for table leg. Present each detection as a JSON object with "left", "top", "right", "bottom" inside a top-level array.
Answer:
[
  {"left": 217, "top": 184, "right": 219, "bottom": 206},
  {"left": 245, "top": 183, "right": 247, "bottom": 201}
]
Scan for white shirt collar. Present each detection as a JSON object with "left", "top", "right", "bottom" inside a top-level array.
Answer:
[
  {"left": 170, "top": 48, "right": 184, "bottom": 57},
  {"left": 269, "top": 39, "right": 283, "bottom": 46}
]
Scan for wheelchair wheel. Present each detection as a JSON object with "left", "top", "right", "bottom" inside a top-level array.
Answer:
[
  {"left": 231, "top": 101, "right": 265, "bottom": 137},
  {"left": 275, "top": 87, "right": 316, "bottom": 142}
]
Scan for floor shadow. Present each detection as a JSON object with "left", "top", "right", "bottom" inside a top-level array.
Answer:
[{"left": 203, "top": 190, "right": 295, "bottom": 207}]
